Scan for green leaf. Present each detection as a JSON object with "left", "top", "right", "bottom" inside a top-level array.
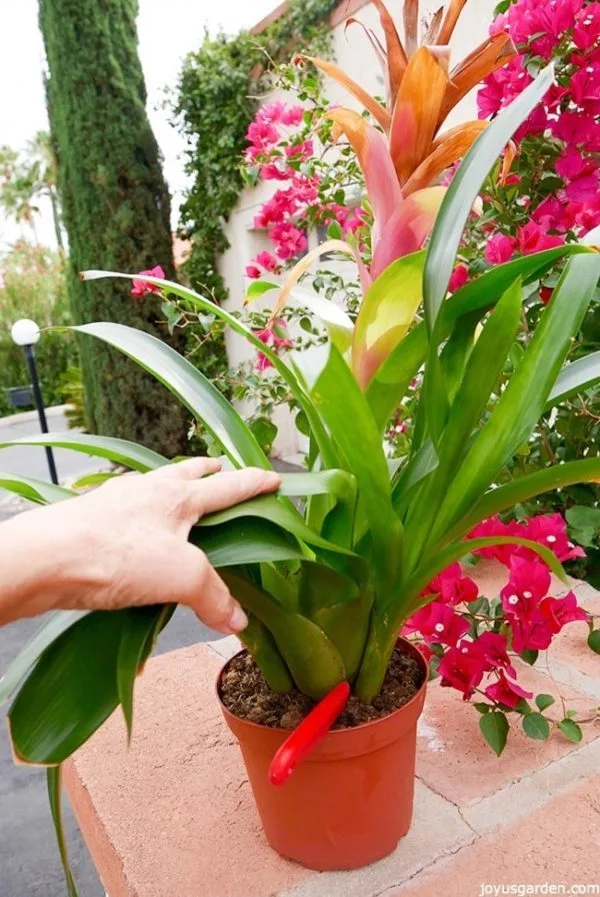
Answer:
[
  {"left": 587, "top": 629, "right": 600, "bottom": 654},
  {"left": 250, "top": 416, "right": 278, "bottom": 452},
  {"left": 352, "top": 250, "right": 426, "bottom": 389},
  {"left": 116, "top": 606, "right": 170, "bottom": 741},
  {"left": 474, "top": 702, "right": 491, "bottom": 713},
  {"left": 9, "top": 611, "right": 125, "bottom": 764},
  {"left": 535, "top": 693, "right": 555, "bottom": 712},
  {"left": 445, "top": 458, "right": 600, "bottom": 544},
  {"left": 566, "top": 505, "right": 600, "bottom": 548},
  {"left": 403, "top": 535, "right": 567, "bottom": 620},
  {"left": 0, "top": 471, "right": 72, "bottom": 505},
  {"left": 405, "top": 279, "right": 522, "bottom": 568},
  {"left": 71, "top": 471, "right": 119, "bottom": 489},
  {"left": 520, "top": 649, "right": 539, "bottom": 666},
  {"left": 558, "top": 718, "right": 583, "bottom": 743},
  {"left": 74, "top": 322, "right": 269, "bottom": 470},
  {"left": 430, "top": 253, "right": 600, "bottom": 544},
  {"left": 424, "top": 65, "right": 555, "bottom": 332},
  {"left": 522, "top": 712, "right": 550, "bottom": 740},
  {"left": 311, "top": 343, "right": 403, "bottom": 590},
  {"left": 0, "top": 432, "right": 168, "bottom": 472},
  {"left": 47, "top": 767, "right": 78, "bottom": 897},
  {"left": 0, "top": 611, "right": 87, "bottom": 707},
  {"left": 80, "top": 272, "right": 338, "bottom": 467},
  {"left": 222, "top": 572, "right": 346, "bottom": 699},
  {"left": 198, "top": 494, "right": 356, "bottom": 558},
  {"left": 239, "top": 615, "right": 293, "bottom": 692},
  {"left": 364, "top": 246, "right": 587, "bottom": 433},
  {"left": 365, "top": 322, "right": 428, "bottom": 431},
  {"left": 278, "top": 469, "right": 356, "bottom": 500},
  {"left": 479, "top": 710, "right": 509, "bottom": 756},
  {"left": 192, "top": 518, "right": 306, "bottom": 567},
  {"left": 445, "top": 246, "right": 587, "bottom": 325},
  {"left": 546, "top": 351, "right": 600, "bottom": 408},
  {"left": 246, "top": 279, "right": 278, "bottom": 301}
]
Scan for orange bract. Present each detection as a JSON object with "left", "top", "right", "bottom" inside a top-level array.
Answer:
[{"left": 305, "top": 0, "right": 517, "bottom": 196}]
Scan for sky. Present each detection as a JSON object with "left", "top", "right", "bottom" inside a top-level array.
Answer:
[{"left": 0, "top": 0, "right": 276, "bottom": 250}]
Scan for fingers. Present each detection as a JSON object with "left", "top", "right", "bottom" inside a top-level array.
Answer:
[
  {"left": 189, "top": 467, "right": 281, "bottom": 518},
  {"left": 180, "top": 550, "right": 248, "bottom": 634},
  {"left": 156, "top": 457, "right": 222, "bottom": 480}
]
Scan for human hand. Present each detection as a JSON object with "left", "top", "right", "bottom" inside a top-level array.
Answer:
[{"left": 0, "top": 459, "right": 281, "bottom": 631}]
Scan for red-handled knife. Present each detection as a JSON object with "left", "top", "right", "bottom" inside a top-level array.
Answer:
[{"left": 269, "top": 681, "right": 351, "bottom": 786}]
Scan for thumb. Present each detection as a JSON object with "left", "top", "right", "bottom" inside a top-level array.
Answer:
[{"left": 179, "top": 546, "right": 248, "bottom": 634}]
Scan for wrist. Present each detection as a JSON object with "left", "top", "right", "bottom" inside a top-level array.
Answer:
[{"left": 0, "top": 504, "right": 106, "bottom": 623}]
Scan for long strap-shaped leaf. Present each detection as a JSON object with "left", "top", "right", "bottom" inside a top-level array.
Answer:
[
  {"left": 365, "top": 245, "right": 589, "bottom": 433},
  {"left": 0, "top": 610, "right": 87, "bottom": 707},
  {"left": 398, "top": 535, "right": 568, "bottom": 622},
  {"left": 0, "top": 471, "right": 72, "bottom": 504},
  {"left": 546, "top": 351, "right": 600, "bottom": 409},
  {"left": 444, "top": 457, "right": 600, "bottom": 544},
  {"left": 74, "top": 322, "right": 269, "bottom": 470},
  {"left": 80, "top": 272, "right": 339, "bottom": 468},
  {"left": 198, "top": 494, "right": 357, "bottom": 558},
  {"left": 221, "top": 572, "right": 346, "bottom": 699},
  {"left": 0, "top": 433, "right": 168, "bottom": 472},
  {"left": 404, "top": 279, "right": 523, "bottom": 570},
  {"left": 47, "top": 767, "right": 78, "bottom": 897},
  {"left": 429, "top": 253, "right": 600, "bottom": 546},
  {"left": 423, "top": 65, "right": 555, "bottom": 334},
  {"left": 311, "top": 344, "right": 403, "bottom": 593}
]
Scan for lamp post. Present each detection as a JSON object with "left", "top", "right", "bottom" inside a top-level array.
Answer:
[{"left": 10, "top": 319, "right": 59, "bottom": 485}]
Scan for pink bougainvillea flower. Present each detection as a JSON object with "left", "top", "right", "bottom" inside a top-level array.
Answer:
[
  {"left": 269, "top": 222, "right": 308, "bottom": 260},
  {"left": 130, "top": 265, "right": 165, "bottom": 298},
  {"left": 405, "top": 601, "right": 470, "bottom": 647},
  {"left": 516, "top": 221, "right": 564, "bottom": 255},
  {"left": 255, "top": 251, "right": 279, "bottom": 272},
  {"left": 518, "top": 512, "right": 586, "bottom": 563},
  {"left": 246, "top": 120, "right": 280, "bottom": 150},
  {"left": 471, "top": 632, "right": 516, "bottom": 677},
  {"left": 573, "top": 3, "right": 600, "bottom": 50},
  {"left": 469, "top": 515, "right": 517, "bottom": 565},
  {"left": 259, "top": 163, "right": 290, "bottom": 181},
  {"left": 485, "top": 232, "right": 517, "bottom": 265},
  {"left": 424, "top": 562, "right": 479, "bottom": 606},
  {"left": 253, "top": 190, "right": 299, "bottom": 229},
  {"left": 256, "top": 102, "right": 285, "bottom": 125},
  {"left": 484, "top": 672, "right": 533, "bottom": 709},
  {"left": 285, "top": 139, "right": 314, "bottom": 161},
  {"left": 449, "top": 263, "right": 469, "bottom": 293},
  {"left": 438, "top": 642, "right": 486, "bottom": 699},
  {"left": 254, "top": 319, "right": 293, "bottom": 372},
  {"left": 571, "top": 64, "right": 600, "bottom": 116},
  {"left": 500, "top": 556, "right": 551, "bottom": 618},
  {"left": 245, "top": 265, "right": 261, "bottom": 279},
  {"left": 540, "top": 591, "right": 589, "bottom": 633},
  {"left": 552, "top": 111, "right": 600, "bottom": 152},
  {"left": 281, "top": 105, "right": 304, "bottom": 127}
]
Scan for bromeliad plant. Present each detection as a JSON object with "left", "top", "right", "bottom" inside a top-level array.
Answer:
[{"left": 2, "top": 64, "right": 600, "bottom": 891}]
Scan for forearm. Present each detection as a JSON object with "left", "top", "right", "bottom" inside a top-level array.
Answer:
[{"left": 0, "top": 505, "right": 102, "bottom": 625}]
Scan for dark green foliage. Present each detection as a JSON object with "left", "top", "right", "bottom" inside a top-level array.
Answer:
[
  {"left": 38, "top": 0, "right": 191, "bottom": 455},
  {"left": 173, "top": 0, "right": 336, "bottom": 298},
  {"left": 0, "top": 243, "right": 77, "bottom": 418}
]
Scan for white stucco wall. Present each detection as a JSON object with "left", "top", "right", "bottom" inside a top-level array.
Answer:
[{"left": 220, "top": 0, "right": 498, "bottom": 459}]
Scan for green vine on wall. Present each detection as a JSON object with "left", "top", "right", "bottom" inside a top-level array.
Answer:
[{"left": 172, "top": 0, "right": 338, "bottom": 300}]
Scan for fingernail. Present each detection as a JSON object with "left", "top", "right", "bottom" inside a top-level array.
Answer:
[{"left": 225, "top": 604, "right": 248, "bottom": 634}]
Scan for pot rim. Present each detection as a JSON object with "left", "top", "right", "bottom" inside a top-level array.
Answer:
[{"left": 215, "top": 636, "right": 429, "bottom": 736}]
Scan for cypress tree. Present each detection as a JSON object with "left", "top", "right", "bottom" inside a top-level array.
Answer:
[{"left": 39, "top": 0, "right": 190, "bottom": 455}]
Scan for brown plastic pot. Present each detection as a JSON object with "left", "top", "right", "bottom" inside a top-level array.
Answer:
[{"left": 217, "top": 638, "right": 428, "bottom": 871}]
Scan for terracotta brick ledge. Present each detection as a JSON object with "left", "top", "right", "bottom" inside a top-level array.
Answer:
[{"left": 64, "top": 562, "right": 600, "bottom": 897}]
